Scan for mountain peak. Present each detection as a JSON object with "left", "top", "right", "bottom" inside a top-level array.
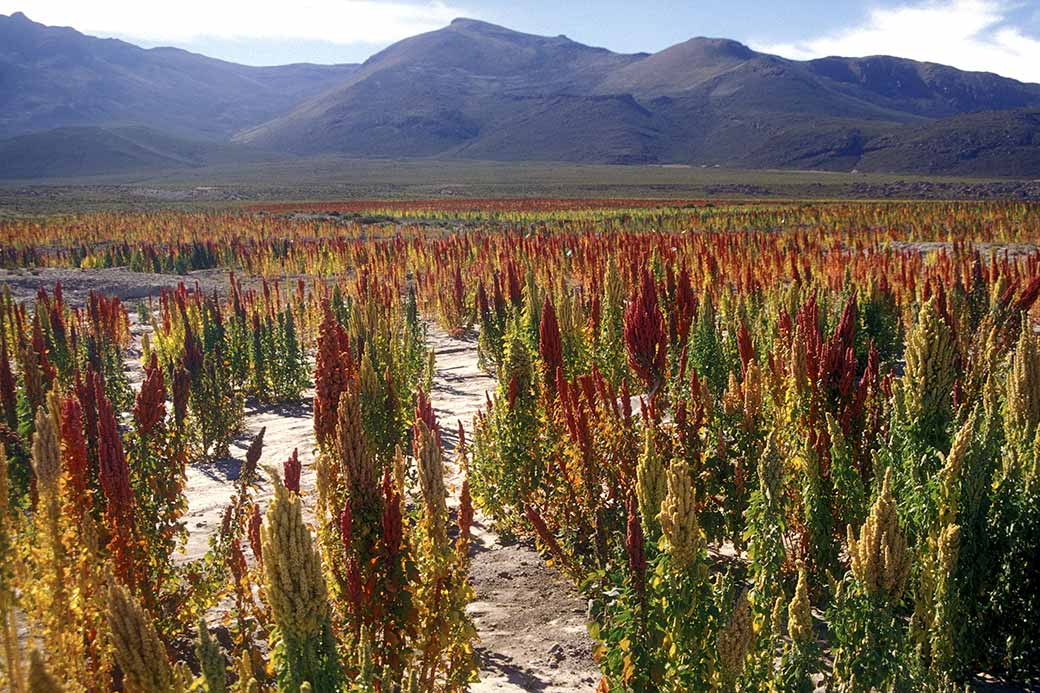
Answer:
[
  {"left": 4, "top": 11, "right": 38, "bottom": 26},
  {"left": 2, "top": 11, "right": 79, "bottom": 36},
  {"left": 446, "top": 17, "right": 583, "bottom": 45},
  {"left": 676, "top": 36, "right": 755, "bottom": 60},
  {"left": 449, "top": 17, "right": 514, "bottom": 33}
]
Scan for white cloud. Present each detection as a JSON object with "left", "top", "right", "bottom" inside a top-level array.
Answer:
[
  {"left": 753, "top": 0, "right": 1040, "bottom": 83},
  {"left": 3, "top": 0, "right": 466, "bottom": 44}
]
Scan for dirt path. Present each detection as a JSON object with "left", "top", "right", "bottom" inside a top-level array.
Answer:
[
  {"left": 180, "top": 396, "right": 317, "bottom": 562},
  {"left": 176, "top": 324, "right": 598, "bottom": 690},
  {"left": 428, "top": 327, "right": 599, "bottom": 693}
]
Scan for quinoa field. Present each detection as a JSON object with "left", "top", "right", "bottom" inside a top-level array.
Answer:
[{"left": 1, "top": 199, "right": 1039, "bottom": 691}]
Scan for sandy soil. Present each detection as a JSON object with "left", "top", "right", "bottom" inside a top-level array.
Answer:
[
  {"left": 888, "top": 241, "right": 1039, "bottom": 257},
  {"left": 0, "top": 267, "right": 230, "bottom": 305},
  {"left": 180, "top": 397, "right": 318, "bottom": 562},
  {"left": 428, "top": 328, "right": 599, "bottom": 692}
]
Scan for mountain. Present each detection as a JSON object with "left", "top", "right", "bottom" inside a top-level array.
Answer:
[
  {"left": 234, "top": 19, "right": 653, "bottom": 161},
  {"left": 0, "top": 11, "right": 358, "bottom": 138},
  {"left": 235, "top": 18, "right": 1040, "bottom": 172},
  {"left": 805, "top": 56, "right": 1040, "bottom": 118},
  {"left": 0, "top": 125, "right": 283, "bottom": 179},
  {"left": 4, "top": 12, "right": 1040, "bottom": 177},
  {"left": 856, "top": 109, "right": 1040, "bottom": 177}
]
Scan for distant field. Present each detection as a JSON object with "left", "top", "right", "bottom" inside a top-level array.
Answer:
[
  {"left": 1, "top": 157, "right": 1038, "bottom": 215},
  {"left": 245, "top": 197, "right": 726, "bottom": 214}
]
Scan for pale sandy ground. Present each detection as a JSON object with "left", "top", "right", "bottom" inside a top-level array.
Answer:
[
  {"left": 0, "top": 267, "right": 229, "bottom": 305},
  {"left": 173, "top": 324, "right": 598, "bottom": 691},
  {"left": 429, "top": 328, "right": 598, "bottom": 692}
]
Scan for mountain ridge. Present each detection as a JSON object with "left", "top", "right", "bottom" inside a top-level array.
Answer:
[
  {"left": 4, "top": 12, "right": 1040, "bottom": 178},
  {"left": 0, "top": 11, "right": 359, "bottom": 138},
  {"left": 233, "top": 16, "right": 1040, "bottom": 173}
]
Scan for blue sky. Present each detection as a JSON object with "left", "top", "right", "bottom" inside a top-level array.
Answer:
[{"left": 5, "top": 0, "right": 1040, "bottom": 81}]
